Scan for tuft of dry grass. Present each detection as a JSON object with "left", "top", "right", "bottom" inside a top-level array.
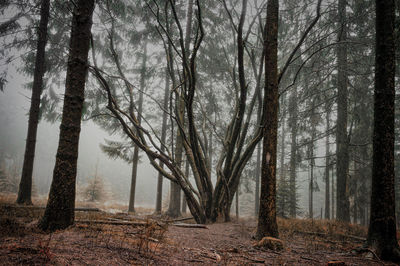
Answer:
[{"left": 278, "top": 217, "right": 367, "bottom": 238}]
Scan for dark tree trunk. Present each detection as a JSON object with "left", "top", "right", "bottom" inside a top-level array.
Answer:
[
  {"left": 332, "top": 168, "right": 335, "bottom": 219},
  {"left": 38, "top": 0, "right": 94, "bottom": 231},
  {"left": 155, "top": 67, "right": 170, "bottom": 214},
  {"left": 255, "top": 142, "right": 261, "bottom": 216},
  {"left": 256, "top": 0, "right": 279, "bottom": 240},
  {"left": 325, "top": 106, "right": 331, "bottom": 219},
  {"left": 128, "top": 42, "right": 147, "bottom": 213},
  {"left": 288, "top": 87, "right": 298, "bottom": 218},
  {"left": 336, "top": 0, "right": 350, "bottom": 222},
  {"left": 16, "top": 0, "right": 50, "bottom": 205},
  {"left": 309, "top": 100, "right": 317, "bottom": 219},
  {"left": 367, "top": 0, "right": 400, "bottom": 261},
  {"left": 128, "top": 152, "right": 138, "bottom": 213},
  {"left": 278, "top": 95, "right": 286, "bottom": 217}
]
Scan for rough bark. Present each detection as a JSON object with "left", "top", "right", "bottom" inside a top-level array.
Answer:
[
  {"left": 16, "top": 0, "right": 50, "bottom": 205},
  {"left": 255, "top": 142, "right": 261, "bottom": 216},
  {"left": 367, "top": 0, "right": 400, "bottom": 261},
  {"left": 256, "top": 0, "right": 279, "bottom": 239},
  {"left": 38, "top": 0, "right": 94, "bottom": 231},
  {"left": 128, "top": 42, "right": 147, "bottom": 213},
  {"left": 336, "top": 0, "right": 350, "bottom": 222}
]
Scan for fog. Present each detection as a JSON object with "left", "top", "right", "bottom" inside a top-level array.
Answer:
[{"left": 0, "top": 62, "right": 163, "bottom": 209}]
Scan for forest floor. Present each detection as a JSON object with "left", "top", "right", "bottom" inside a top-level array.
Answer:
[{"left": 0, "top": 193, "right": 397, "bottom": 265}]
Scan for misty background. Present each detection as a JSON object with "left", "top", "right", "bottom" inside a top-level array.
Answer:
[
  {"left": 0, "top": 58, "right": 326, "bottom": 216},
  {"left": 0, "top": 60, "right": 163, "bottom": 209}
]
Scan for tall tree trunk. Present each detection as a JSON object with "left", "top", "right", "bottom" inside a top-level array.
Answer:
[
  {"left": 155, "top": 68, "right": 170, "bottom": 214},
  {"left": 255, "top": 83, "right": 263, "bottom": 217},
  {"left": 16, "top": 0, "right": 50, "bottom": 205},
  {"left": 309, "top": 100, "right": 316, "bottom": 219},
  {"left": 288, "top": 87, "right": 298, "bottom": 218},
  {"left": 128, "top": 41, "right": 147, "bottom": 213},
  {"left": 336, "top": 0, "right": 350, "bottom": 222},
  {"left": 255, "top": 142, "right": 261, "bottom": 216},
  {"left": 278, "top": 95, "right": 286, "bottom": 217},
  {"left": 38, "top": 0, "right": 94, "bottom": 231},
  {"left": 325, "top": 106, "right": 331, "bottom": 219},
  {"left": 256, "top": 0, "right": 279, "bottom": 239},
  {"left": 367, "top": 0, "right": 400, "bottom": 261}
]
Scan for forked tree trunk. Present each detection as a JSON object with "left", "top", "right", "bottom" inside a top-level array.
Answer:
[
  {"left": 128, "top": 42, "right": 147, "bottom": 213},
  {"left": 166, "top": 0, "right": 193, "bottom": 218},
  {"left": 17, "top": 0, "right": 50, "bottom": 205},
  {"left": 38, "top": 0, "right": 95, "bottom": 231},
  {"left": 336, "top": 0, "right": 350, "bottom": 222},
  {"left": 367, "top": 0, "right": 400, "bottom": 261},
  {"left": 256, "top": 0, "right": 279, "bottom": 240}
]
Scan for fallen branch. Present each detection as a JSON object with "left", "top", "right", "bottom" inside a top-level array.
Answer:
[
  {"left": 162, "top": 217, "right": 194, "bottom": 223},
  {"left": 76, "top": 220, "right": 152, "bottom": 226},
  {"left": 172, "top": 223, "right": 208, "bottom": 229}
]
